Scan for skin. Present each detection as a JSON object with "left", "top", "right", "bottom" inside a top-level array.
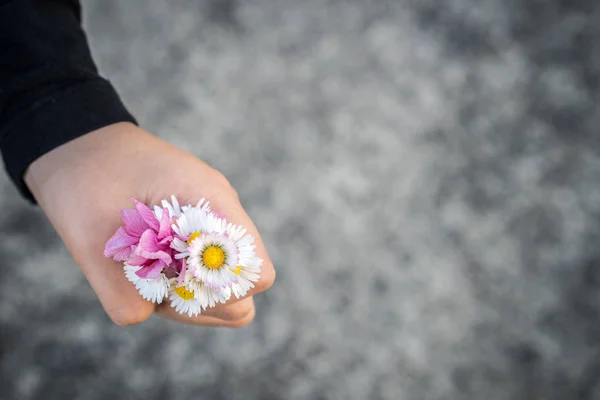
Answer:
[{"left": 25, "top": 122, "right": 275, "bottom": 327}]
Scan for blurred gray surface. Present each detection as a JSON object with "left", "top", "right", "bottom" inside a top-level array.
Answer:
[{"left": 2, "top": 0, "right": 600, "bottom": 399}]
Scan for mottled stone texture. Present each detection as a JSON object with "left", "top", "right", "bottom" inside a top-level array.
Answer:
[{"left": 1, "top": 0, "right": 600, "bottom": 399}]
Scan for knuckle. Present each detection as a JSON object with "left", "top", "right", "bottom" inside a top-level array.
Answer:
[
  {"left": 255, "top": 265, "right": 276, "bottom": 292},
  {"left": 208, "top": 169, "right": 239, "bottom": 200},
  {"left": 226, "top": 307, "right": 256, "bottom": 328},
  {"left": 219, "top": 301, "right": 255, "bottom": 322},
  {"left": 207, "top": 168, "right": 231, "bottom": 187},
  {"left": 107, "top": 304, "right": 154, "bottom": 326}
]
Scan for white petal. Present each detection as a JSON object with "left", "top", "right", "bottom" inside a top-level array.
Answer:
[
  {"left": 171, "top": 195, "right": 181, "bottom": 216},
  {"left": 124, "top": 265, "right": 170, "bottom": 304}
]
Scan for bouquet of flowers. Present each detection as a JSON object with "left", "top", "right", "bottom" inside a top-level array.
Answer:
[{"left": 103, "top": 196, "right": 262, "bottom": 317}]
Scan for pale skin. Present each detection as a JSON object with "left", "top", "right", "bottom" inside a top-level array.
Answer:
[{"left": 25, "top": 122, "right": 275, "bottom": 327}]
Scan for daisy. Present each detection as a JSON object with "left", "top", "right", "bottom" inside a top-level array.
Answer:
[
  {"left": 180, "top": 272, "right": 232, "bottom": 309},
  {"left": 124, "top": 264, "right": 170, "bottom": 304},
  {"left": 186, "top": 232, "right": 239, "bottom": 289},
  {"left": 169, "top": 282, "right": 203, "bottom": 317},
  {"left": 225, "top": 222, "right": 262, "bottom": 298},
  {"left": 171, "top": 206, "right": 227, "bottom": 259}
]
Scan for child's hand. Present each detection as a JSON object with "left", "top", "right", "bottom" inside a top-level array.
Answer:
[{"left": 24, "top": 122, "right": 275, "bottom": 327}]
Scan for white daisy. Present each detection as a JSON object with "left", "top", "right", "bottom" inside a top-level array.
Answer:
[
  {"left": 168, "top": 282, "right": 202, "bottom": 317},
  {"left": 124, "top": 264, "right": 170, "bottom": 304},
  {"left": 179, "top": 272, "right": 232, "bottom": 310},
  {"left": 171, "top": 206, "right": 227, "bottom": 259},
  {"left": 168, "top": 202, "right": 263, "bottom": 295},
  {"left": 153, "top": 195, "right": 210, "bottom": 221},
  {"left": 223, "top": 222, "right": 262, "bottom": 298},
  {"left": 185, "top": 232, "right": 239, "bottom": 289}
]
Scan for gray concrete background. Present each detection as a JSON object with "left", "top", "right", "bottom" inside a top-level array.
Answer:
[{"left": 1, "top": 0, "right": 600, "bottom": 399}]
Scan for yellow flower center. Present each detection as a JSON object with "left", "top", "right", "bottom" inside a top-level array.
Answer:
[
  {"left": 174, "top": 286, "right": 195, "bottom": 301},
  {"left": 230, "top": 265, "right": 242, "bottom": 275},
  {"left": 202, "top": 245, "right": 226, "bottom": 269},
  {"left": 187, "top": 232, "right": 202, "bottom": 245}
]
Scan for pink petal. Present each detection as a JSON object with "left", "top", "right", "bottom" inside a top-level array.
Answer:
[
  {"left": 137, "top": 229, "right": 160, "bottom": 252},
  {"left": 131, "top": 198, "right": 160, "bottom": 231},
  {"left": 121, "top": 208, "right": 149, "bottom": 237},
  {"left": 154, "top": 250, "right": 173, "bottom": 265},
  {"left": 158, "top": 235, "right": 173, "bottom": 246},
  {"left": 135, "top": 230, "right": 173, "bottom": 265},
  {"left": 178, "top": 258, "right": 187, "bottom": 286},
  {"left": 135, "top": 259, "right": 165, "bottom": 279},
  {"left": 157, "top": 208, "right": 172, "bottom": 240},
  {"left": 104, "top": 227, "right": 139, "bottom": 259},
  {"left": 128, "top": 254, "right": 150, "bottom": 267},
  {"left": 111, "top": 246, "right": 132, "bottom": 262}
]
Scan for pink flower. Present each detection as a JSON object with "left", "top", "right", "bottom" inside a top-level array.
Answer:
[
  {"left": 103, "top": 227, "right": 139, "bottom": 261},
  {"left": 104, "top": 198, "right": 176, "bottom": 278}
]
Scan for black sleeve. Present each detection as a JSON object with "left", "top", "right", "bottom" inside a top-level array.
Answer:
[{"left": 0, "top": 0, "right": 137, "bottom": 202}]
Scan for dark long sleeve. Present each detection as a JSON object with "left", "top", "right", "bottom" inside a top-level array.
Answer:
[{"left": 0, "top": 0, "right": 137, "bottom": 202}]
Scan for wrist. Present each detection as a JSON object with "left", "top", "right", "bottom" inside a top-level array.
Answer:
[{"left": 25, "top": 122, "right": 143, "bottom": 211}]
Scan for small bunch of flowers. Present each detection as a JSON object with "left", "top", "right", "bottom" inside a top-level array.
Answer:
[{"left": 103, "top": 196, "right": 262, "bottom": 317}]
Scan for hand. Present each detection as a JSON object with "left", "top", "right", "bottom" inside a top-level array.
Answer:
[{"left": 25, "top": 122, "right": 275, "bottom": 327}]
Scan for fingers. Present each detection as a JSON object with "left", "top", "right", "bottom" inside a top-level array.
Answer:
[
  {"left": 156, "top": 296, "right": 256, "bottom": 327},
  {"left": 103, "top": 297, "right": 155, "bottom": 326},
  {"left": 25, "top": 125, "right": 159, "bottom": 326},
  {"left": 74, "top": 198, "right": 156, "bottom": 326}
]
